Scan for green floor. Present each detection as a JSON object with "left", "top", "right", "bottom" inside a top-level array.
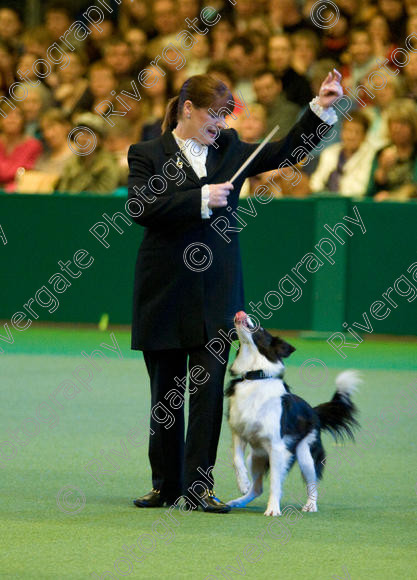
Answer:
[{"left": 1, "top": 326, "right": 416, "bottom": 579}]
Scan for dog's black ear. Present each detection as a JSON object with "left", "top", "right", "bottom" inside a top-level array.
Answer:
[{"left": 272, "top": 337, "right": 296, "bottom": 359}]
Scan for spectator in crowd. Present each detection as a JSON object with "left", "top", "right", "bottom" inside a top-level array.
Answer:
[
  {"left": 367, "top": 13, "right": 396, "bottom": 62},
  {"left": 0, "top": 106, "right": 42, "bottom": 192},
  {"left": 341, "top": 28, "right": 376, "bottom": 97},
  {"left": 53, "top": 51, "right": 90, "bottom": 118},
  {"left": 178, "top": 0, "right": 200, "bottom": 22},
  {"left": 125, "top": 28, "right": 148, "bottom": 71},
  {"left": 0, "top": 8, "right": 22, "bottom": 50},
  {"left": 206, "top": 60, "right": 237, "bottom": 92},
  {"left": 366, "top": 75, "right": 403, "bottom": 150},
  {"left": 119, "top": 0, "right": 153, "bottom": 37},
  {"left": 211, "top": 17, "right": 235, "bottom": 60},
  {"left": 104, "top": 118, "right": 135, "bottom": 188},
  {"left": 233, "top": 0, "right": 258, "bottom": 33},
  {"left": 238, "top": 103, "right": 267, "bottom": 143},
  {"left": 20, "top": 27, "right": 52, "bottom": 60},
  {"left": 102, "top": 38, "right": 135, "bottom": 85},
  {"left": 319, "top": 13, "right": 350, "bottom": 61},
  {"left": 268, "top": 33, "right": 313, "bottom": 106},
  {"left": 17, "top": 84, "right": 53, "bottom": 140},
  {"left": 86, "top": 61, "right": 118, "bottom": 118},
  {"left": 0, "top": 41, "right": 16, "bottom": 93},
  {"left": 310, "top": 110, "right": 375, "bottom": 197},
  {"left": 227, "top": 35, "right": 260, "bottom": 103},
  {"left": 85, "top": 18, "right": 115, "bottom": 64},
  {"left": 402, "top": 51, "right": 417, "bottom": 101},
  {"left": 366, "top": 100, "right": 417, "bottom": 201},
  {"left": 253, "top": 68, "right": 301, "bottom": 137},
  {"left": 141, "top": 68, "right": 173, "bottom": 141},
  {"left": 291, "top": 29, "right": 320, "bottom": 79},
  {"left": 185, "top": 34, "right": 212, "bottom": 77},
  {"left": 14, "top": 109, "right": 72, "bottom": 193},
  {"left": 269, "top": 0, "right": 308, "bottom": 34},
  {"left": 44, "top": 2, "right": 74, "bottom": 44},
  {"left": 378, "top": 0, "right": 406, "bottom": 44},
  {"left": 237, "top": 103, "right": 268, "bottom": 198},
  {"left": 146, "top": 0, "right": 181, "bottom": 56},
  {"left": 36, "top": 109, "right": 72, "bottom": 176},
  {"left": 57, "top": 113, "right": 119, "bottom": 194}
]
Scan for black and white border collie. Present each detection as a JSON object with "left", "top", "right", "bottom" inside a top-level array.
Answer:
[{"left": 226, "top": 311, "right": 360, "bottom": 517}]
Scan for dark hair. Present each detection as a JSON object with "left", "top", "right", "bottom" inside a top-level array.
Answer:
[
  {"left": 206, "top": 60, "right": 237, "bottom": 86},
  {"left": 44, "top": 1, "right": 72, "bottom": 18},
  {"left": 343, "top": 110, "right": 370, "bottom": 133},
  {"left": 162, "top": 74, "right": 233, "bottom": 132},
  {"left": 254, "top": 68, "right": 281, "bottom": 83},
  {"left": 227, "top": 34, "right": 256, "bottom": 55}
]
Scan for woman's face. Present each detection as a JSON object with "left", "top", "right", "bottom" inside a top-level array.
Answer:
[
  {"left": 240, "top": 113, "right": 266, "bottom": 143},
  {"left": 42, "top": 121, "right": 69, "bottom": 150},
  {"left": 183, "top": 102, "right": 227, "bottom": 145},
  {"left": 341, "top": 120, "right": 366, "bottom": 152},
  {"left": 21, "top": 91, "right": 43, "bottom": 122},
  {"left": 1, "top": 108, "right": 24, "bottom": 136},
  {"left": 349, "top": 31, "right": 372, "bottom": 64},
  {"left": 59, "top": 55, "right": 83, "bottom": 83}
]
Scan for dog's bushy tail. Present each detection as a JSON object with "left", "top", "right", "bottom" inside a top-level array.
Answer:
[{"left": 314, "top": 370, "right": 361, "bottom": 441}]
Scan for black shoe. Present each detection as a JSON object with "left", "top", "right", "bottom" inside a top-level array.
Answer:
[
  {"left": 133, "top": 489, "right": 176, "bottom": 508},
  {"left": 186, "top": 488, "right": 231, "bottom": 513}
]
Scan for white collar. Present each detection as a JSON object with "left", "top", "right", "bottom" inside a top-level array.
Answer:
[{"left": 172, "top": 130, "right": 207, "bottom": 155}]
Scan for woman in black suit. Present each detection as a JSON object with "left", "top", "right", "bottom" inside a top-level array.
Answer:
[{"left": 127, "top": 71, "right": 343, "bottom": 513}]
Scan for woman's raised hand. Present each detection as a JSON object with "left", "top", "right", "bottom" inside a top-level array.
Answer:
[{"left": 317, "top": 69, "right": 344, "bottom": 108}]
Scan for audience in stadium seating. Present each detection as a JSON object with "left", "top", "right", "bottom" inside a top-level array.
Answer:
[
  {"left": 0, "top": 107, "right": 42, "bottom": 192},
  {"left": 366, "top": 100, "right": 417, "bottom": 201},
  {"left": 310, "top": 111, "right": 375, "bottom": 197},
  {"left": 0, "top": 0, "right": 415, "bottom": 199}
]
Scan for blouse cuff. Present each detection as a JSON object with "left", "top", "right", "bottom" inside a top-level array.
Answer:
[
  {"left": 309, "top": 96, "right": 338, "bottom": 126},
  {"left": 201, "top": 184, "right": 212, "bottom": 219}
]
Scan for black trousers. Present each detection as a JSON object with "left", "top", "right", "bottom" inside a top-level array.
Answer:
[{"left": 142, "top": 341, "right": 231, "bottom": 500}]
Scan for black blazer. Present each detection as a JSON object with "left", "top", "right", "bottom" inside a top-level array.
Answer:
[{"left": 127, "top": 108, "right": 331, "bottom": 350}]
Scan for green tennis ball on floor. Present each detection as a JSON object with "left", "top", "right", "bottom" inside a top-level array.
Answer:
[{"left": 98, "top": 313, "right": 109, "bottom": 331}]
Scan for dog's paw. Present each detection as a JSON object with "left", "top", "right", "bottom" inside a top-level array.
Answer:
[
  {"left": 237, "top": 476, "right": 251, "bottom": 495},
  {"left": 302, "top": 501, "right": 318, "bottom": 512},
  {"left": 227, "top": 498, "right": 243, "bottom": 508},
  {"left": 264, "top": 507, "right": 282, "bottom": 517}
]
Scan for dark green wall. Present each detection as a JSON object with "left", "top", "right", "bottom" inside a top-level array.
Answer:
[{"left": 1, "top": 193, "right": 416, "bottom": 335}]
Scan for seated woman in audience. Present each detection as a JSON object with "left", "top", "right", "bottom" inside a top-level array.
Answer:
[
  {"left": 36, "top": 109, "right": 72, "bottom": 176},
  {"left": 366, "top": 100, "right": 417, "bottom": 201},
  {"left": 0, "top": 106, "right": 42, "bottom": 192},
  {"left": 366, "top": 75, "right": 403, "bottom": 150},
  {"left": 57, "top": 113, "right": 119, "bottom": 195},
  {"left": 14, "top": 109, "right": 72, "bottom": 194},
  {"left": 53, "top": 51, "right": 90, "bottom": 117},
  {"left": 310, "top": 111, "right": 375, "bottom": 197}
]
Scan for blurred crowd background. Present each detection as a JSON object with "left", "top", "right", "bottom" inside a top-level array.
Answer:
[{"left": 1, "top": 0, "right": 417, "bottom": 201}]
